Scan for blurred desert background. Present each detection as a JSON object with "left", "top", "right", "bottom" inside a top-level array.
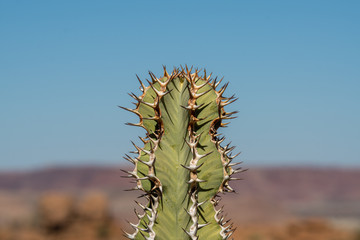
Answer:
[
  {"left": 0, "top": 165, "right": 359, "bottom": 240},
  {"left": 1, "top": 1, "right": 360, "bottom": 239}
]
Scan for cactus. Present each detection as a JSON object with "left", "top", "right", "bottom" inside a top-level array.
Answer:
[{"left": 120, "top": 66, "right": 244, "bottom": 240}]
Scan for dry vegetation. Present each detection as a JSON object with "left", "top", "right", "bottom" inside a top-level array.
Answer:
[
  {"left": 0, "top": 192, "right": 358, "bottom": 240},
  {"left": 0, "top": 192, "right": 122, "bottom": 240},
  {"left": 0, "top": 166, "right": 359, "bottom": 239}
]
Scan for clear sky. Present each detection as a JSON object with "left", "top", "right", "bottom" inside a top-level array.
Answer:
[{"left": 1, "top": 1, "right": 359, "bottom": 170}]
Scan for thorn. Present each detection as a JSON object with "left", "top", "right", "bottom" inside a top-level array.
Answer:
[
  {"left": 225, "top": 94, "right": 237, "bottom": 101},
  {"left": 136, "top": 158, "right": 154, "bottom": 167},
  {"left": 180, "top": 103, "right": 205, "bottom": 110},
  {"left": 118, "top": 106, "right": 136, "bottom": 113},
  {"left": 181, "top": 228, "right": 192, "bottom": 238},
  {"left": 137, "top": 176, "right": 150, "bottom": 180},
  {"left": 198, "top": 151, "right": 213, "bottom": 160},
  {"left": 146, "top": 79, "right": 169, "bottom": 97},
  {"left": 136, "top": 74, "right": 146, "bottom": 92},
  {"left": 148, "top": 71, "right": 158, "bottom": 83},
  {"left": 191, "top": 88, "right": 211, "bottom": 99},
  {"left": 121, "top": 175, "right": 135, "bottom": 179},
  {"left": 123, "top": 154, "right": 136, "bottom": 164},
  {"left": 216, "top": 136, "right": 226, "bottom": 144},
  {"left": 147, "top": 80, "right": 166, "bottom": 97},
  {"left": 197, "top": 199, "right": 207, "bottom": 206},
  {"left": 225, "top": 231, "right": 234, "bottom": 239},
  {"left": 131, "top": 141, "right": 142, "bottom": 153},
  {"left": 155, "top": 76, "right": 171, "bottom": 88},
  {"left": 162, "top": 65, "right": 170, "bottom": 78},
  {"left": 138, "top": 230, "right": 147, "bottom": 238},
  {"left": 220, "top": 122, "right": 230, "bottom": 127},
  {"left": 195, "top": 78, "right": 212, "bottom": 90},
  {"left": 221, "top": 116, "right": 237, "bottom": 120},
  {"left": 228, "top": 152, "right": 241, "bottom": 160},
  {"left": 222, "top": 218, "right": 232, "bottom": 225},
  {"left": 142, "top": 116, "right": 160, "bottom": 121},
  {"left": 198, "top": 222, "right": 210, "bottom": 229},
  {"left": 217, "top": 82, "right": 229, "bottom": 97},
  {"left": 118, "top": 106, "right": 142, "bottom": 118},
  {"left": 125, "top": 219, "right": 138, "bottom": 230},
  {"left": 230, "top": 168, "right": 246, "bottom": 174},
  {"left": 124, "top": 187, "right": 139, "bottom": 191},
  {"left": 186, "top": 65, "right": 193, "bottom": 74},
  {"left": 180, "top": 65, "right": 185, "bottom": 73},
  {"left": 193, "top": 68, "right": 201, "bottom": 79},
  {"left": 223, "top": 223, "right": 232, "bottom": 231},
  {"left": 125, "top": 122, "right": 143, "bottom": 127},
  {"left": 221, "top": 98, "right": 238, "bottom": 107},
  {"left": 120, "top": 169, "right": 136, "bottom": 177},
  {"left": 128, "top": 92, "right": 141, "bottom": 102},
  {"left": 135, "top": 200, "right": 147, "bottom": 210},
  {"left": 138, "top": 136, "right": 147, "bottom": 144},
  {"left": 121, "top": 229, "right": 135, "bottom": 239},
  {"left": 207, "top": 72, "right": 213, "bottom": 81},
  {"left": 183, "top": 207, "right": 190, "bottom": 216},
  {"left": 214, "top": 77, "right": 223, "bottom": 89},
  {"left": 140, "top": 97, "right": 159, "bottom": 109},
  {"left": 225, "top": 144, "right": 235, "bottom": 153},
  {"left": 188, "top": 178, "right": 206, "bottom": 183},
  {"left": 228, "top": 161, "right": 243, "bottom": 167},
  {"left": 181, "top": 162, "right": 204, "bottom": 172},
  {"left": 224, "top": 110, "right": 238, "bottom": 117},
  {"left": 134, "top": 208, "right": 144, "bottom": 219}
]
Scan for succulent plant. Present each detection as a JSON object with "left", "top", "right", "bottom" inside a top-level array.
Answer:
[{"left": 120, "top": 66, "right": 244, "bottom": 240}]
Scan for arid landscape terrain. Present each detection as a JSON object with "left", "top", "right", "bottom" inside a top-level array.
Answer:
[{"left": 0, "top": 166, "right": 359, "bottom": 240}]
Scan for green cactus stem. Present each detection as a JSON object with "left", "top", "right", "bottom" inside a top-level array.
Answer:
[{"left": 120, "top": 66, "right": 244, "bottom": 240}]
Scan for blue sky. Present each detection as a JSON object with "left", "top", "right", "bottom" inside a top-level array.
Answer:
[{"left": 1, "top": 1, "right": 359, "bottom": 170}]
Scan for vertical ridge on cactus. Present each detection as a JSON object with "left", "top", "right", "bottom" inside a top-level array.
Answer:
[{"left": 120, "top": 66, "right": 244, "bottom": 240}]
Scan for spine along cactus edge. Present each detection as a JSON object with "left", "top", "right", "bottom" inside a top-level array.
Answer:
[{"left": 120, "top": 66, "right": 245, "bottom": 240}]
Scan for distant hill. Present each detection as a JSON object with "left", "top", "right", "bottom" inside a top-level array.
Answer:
[
  {"left": 1, "top": 166, "right": 359, "bottom": 201},
  {"left": 0, "top": 166, "right": 360, "bottom": 222},
  {"left": 0, "top": 166, "right": 127, "bottom": 191}
]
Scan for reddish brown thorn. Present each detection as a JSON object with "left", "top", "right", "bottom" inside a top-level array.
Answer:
[
  {"left": 214, "top": 77, "right": 224, "bottom": 89},
  {"left": 207, "top": 72, "right": 213, "bottom": 81},
  {"left": 162, "top": 65, "right": 170, "bottom": 78},
  {"left": 221, "top": 98, "right": 238, "bottom": 107},
  {"left": 125, "top": 122, "right": 143, "bottom": 127},
  {"left": 136, "top": 74, "right": 146, "bottom": 92},
  {"left": 128, "top": 92, "right": 142, "bottom": 102},
  {"left": 148, "top": 71, "right": 158, "bottom": 83},
  {"left": 118, "top": 106, "right": 142, "bottom": 118},
  {"left": 138, "top": 136, "right": 147, "bottom": 144},
  {"left": 217, "top": 82, "right": 229, "bottom": 97},
  {"left": 131, "top": 141, "right": 142, "bottom": 153},
  {"left": 123, "top": 155, "right": 136, "bottom": 164}
]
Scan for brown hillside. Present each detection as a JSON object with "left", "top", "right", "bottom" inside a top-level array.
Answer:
[{"left": 0, "top": 166, "right": 360, "bottom": 222}]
